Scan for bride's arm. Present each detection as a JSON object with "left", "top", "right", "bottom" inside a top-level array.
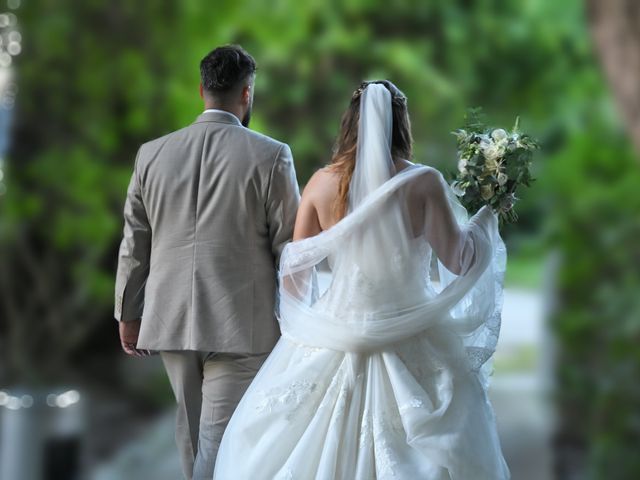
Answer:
[
  {"left": 293, "top": 168, "right": 335, "bottom": 241},
  {"left": 293, "top": 190, "right": 322, "bottom": 241},
  {"left": 281, "top": 176, "right": 323, "bottom": 302},
  {"left": 421, "top": 169, "right": 492, "bottom": 275}
]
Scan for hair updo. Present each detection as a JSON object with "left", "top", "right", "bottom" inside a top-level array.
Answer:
[{"left": 330, "top": 80, "right": 413, "bottom": 218}]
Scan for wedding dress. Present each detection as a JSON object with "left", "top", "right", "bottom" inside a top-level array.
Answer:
[{"left": 213, "top": 84, "right": 510, "bottom": 479}]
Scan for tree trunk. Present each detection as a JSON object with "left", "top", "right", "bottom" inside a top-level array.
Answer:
[{"left": 587, "top": 0, "right": 640, "bottom": 155}]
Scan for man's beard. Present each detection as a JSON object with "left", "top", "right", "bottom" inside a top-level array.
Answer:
[{"left": 242, "top": 105, "right": 252, "bottom": 127}]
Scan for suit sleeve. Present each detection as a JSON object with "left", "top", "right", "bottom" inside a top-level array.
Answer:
[
  {"left": 265, "top": 143, "right": 301, "bottom": 268},
  {"left": 114, "top": 148, "right": 152, "bottom": 322}
]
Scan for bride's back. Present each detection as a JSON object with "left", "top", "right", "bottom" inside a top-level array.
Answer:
[
  {"left": 294, "top": 160, "right": 440, "bottom": 315},
  {"left": 294, "top": 158, "right": 426, "bottom": 240}
]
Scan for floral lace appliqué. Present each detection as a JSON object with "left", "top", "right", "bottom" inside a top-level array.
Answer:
[
  {"left": 398, "top": 396, "right": 426, "bottom": 412},
  {"left": 255, "top": 380, "right": 317, "bottom": 421},
  {"left": 371, "top": 408, "right": 406, "bottom": 478}
]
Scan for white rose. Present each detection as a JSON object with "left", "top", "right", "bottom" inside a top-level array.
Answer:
[
  {"left": 457, "top": 157, "right": 468, "bottom": 172},
  {"left": 491, "top": 129, "right": 508, "bottom": 142},
  {"left": 488, "top": 144, "right": 504, "bottom": 161},
  {"left": 497, "top": 172, "right": 508, "bottom": 186}
]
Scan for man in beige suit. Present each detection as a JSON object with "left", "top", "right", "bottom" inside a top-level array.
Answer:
[{"left": 114, "top": 45, "right": 300, "bottom": 479}]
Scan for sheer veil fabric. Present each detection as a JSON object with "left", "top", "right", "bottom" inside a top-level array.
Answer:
[{"left": 213, "top": 84, "right": 510, "bottom": 479}]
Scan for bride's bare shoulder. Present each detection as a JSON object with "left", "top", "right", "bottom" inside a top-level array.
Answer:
[{"left": 302, "top": 165, "right": 340, "bottom": 201}]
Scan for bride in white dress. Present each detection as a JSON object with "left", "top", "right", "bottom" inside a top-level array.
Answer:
[{"left": 213, "top": 81, "right": 510, "bottom": 479}]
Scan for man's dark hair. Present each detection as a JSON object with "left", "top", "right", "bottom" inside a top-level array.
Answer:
[{"left": 200, "top": 45, "right": 256, "bottom": 101}]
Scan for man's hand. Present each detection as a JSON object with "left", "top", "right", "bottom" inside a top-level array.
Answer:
[{"left": 119, "top": 319, "right": 150, "bottom": 357}]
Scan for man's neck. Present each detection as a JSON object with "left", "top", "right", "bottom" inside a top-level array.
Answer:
[{"left": 203, "top": 104, "right": 242, "bottom": 120}]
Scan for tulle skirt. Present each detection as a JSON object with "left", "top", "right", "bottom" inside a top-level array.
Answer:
[{"left": 213, "top": 323, "right": 510, "bottom": 480}]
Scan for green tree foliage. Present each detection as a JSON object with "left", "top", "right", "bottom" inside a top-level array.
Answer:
[
  {"left": 545, "top": 126, "right": 640, "bottom": 479},
  {"left": 0, "top": 0, "right": 181, "bottom": 381}
]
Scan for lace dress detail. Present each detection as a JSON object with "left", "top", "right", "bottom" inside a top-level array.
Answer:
[
  {"left": 372, "top": 408, "right": 406, "bottom": 478},
  {"left": 255, "top": 380, "right": 318, "bottom": 421},
  {"left": 398, "top": 397, "right": 426, "bottom": 412},
  {"left": 359, "top": 411, "right": 373, "bottom": 451}
]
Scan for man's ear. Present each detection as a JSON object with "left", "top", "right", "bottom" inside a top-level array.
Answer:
[
  {"left": 241, "top": 84, "right": 252, "bottom": 105},
  {"left": 199, "top": 83, "right": 204, "bottom": 99}
]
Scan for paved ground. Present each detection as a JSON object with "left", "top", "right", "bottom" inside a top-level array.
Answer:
[
  {"left": 90, "top": 412, "right": 182, "bottom": 480},
  {"left": 491, "top": 376, "right": 553, "bottom": 480},
  {"left": 491, "top": 287, "right": 554, "bottom": 480}
]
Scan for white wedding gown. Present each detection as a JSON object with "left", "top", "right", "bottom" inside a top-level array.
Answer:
[{"left": 213, "top": 85, "right": 510, "bottom": 480}]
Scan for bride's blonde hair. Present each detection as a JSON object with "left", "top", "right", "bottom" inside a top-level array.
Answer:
[{"left": 330, "top": 80, "right": 413, "bottom": 218}]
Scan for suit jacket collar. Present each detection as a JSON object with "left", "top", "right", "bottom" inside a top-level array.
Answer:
[{"left": 194, "top": 109, "right": 242, "bottom": 127}]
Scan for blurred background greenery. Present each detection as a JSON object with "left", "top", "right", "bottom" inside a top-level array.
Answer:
[{"left": 1, "top": 0, "right": 639, "bottom": 478}]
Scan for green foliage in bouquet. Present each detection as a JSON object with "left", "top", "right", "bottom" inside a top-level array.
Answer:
[{"left": 450, "top": 108, "right": 539, "bottom": 223}]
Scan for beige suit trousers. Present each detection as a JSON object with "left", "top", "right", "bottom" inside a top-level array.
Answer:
[{"left": 160, "top": 350, "right": 268, "bottom": 480}]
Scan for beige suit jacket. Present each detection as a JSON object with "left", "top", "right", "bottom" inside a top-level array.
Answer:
[{"left": 114, "top": 110, "right": 300, "bottom": 352}]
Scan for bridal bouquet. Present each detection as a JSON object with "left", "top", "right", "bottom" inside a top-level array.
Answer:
[{"left": 451, "top": 110, "right": 538, "bottom": 224}]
